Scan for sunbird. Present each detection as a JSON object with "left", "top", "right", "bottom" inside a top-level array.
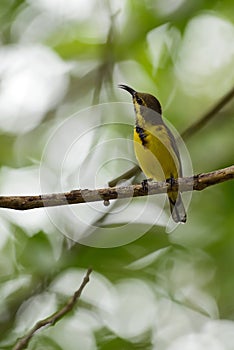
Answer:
[{"left": 119, "top": 84, "right": 186, "bottom": 223}]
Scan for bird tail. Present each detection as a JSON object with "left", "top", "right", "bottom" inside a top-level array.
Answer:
[{"left": 168, "top": 192, "right": 186, "bottom": 223}]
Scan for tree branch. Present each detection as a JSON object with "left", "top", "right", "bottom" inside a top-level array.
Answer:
[
  {"left": 0, "top": 166, "right": 233, "bottom": 211},
  {"left": 13, "top": 268, "right": 92, "bottom": 350}
]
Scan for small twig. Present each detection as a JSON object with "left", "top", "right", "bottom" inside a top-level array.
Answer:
[
  {"left": 108, "top": 165, "right": 141, "bottom": 187},
  {"left": 0, "top": 166, "right": 233, "bottom": 211},
  {"left": 13, "top": 268, "right": 92, "bottom": 350},
  {"left": 181, "top": 85, "right": 234, "bottom": 140}
]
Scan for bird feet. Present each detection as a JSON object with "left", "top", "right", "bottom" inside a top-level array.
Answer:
[{"left": 141, "top": 178, "right": 153, "bottom": 192}]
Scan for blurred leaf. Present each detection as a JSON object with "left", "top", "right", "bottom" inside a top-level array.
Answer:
[
  {"left": 18, "top": 231, "right": 57, "bottom": 276},
  {"left": 30, "top": 335, "right": 63, "bottom": 350},
  {"left": 96, "top": 328, "right": 152, "bottom": 350},
  {"left": 0, "top": 134, "right": 16, "bottom": 167}
]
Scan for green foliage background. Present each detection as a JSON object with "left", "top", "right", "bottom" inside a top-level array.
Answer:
[{"left": 0, "top": 0, "right": 233, "bottom": 349}]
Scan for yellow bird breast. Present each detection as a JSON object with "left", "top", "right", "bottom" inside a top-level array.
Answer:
[{"left": 134, "top": 124, "right": 180, "bottom": 182}]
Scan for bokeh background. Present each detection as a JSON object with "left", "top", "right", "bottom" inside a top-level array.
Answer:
[{"left": 0, "top": 0, "right": 234, "bottom": 349}]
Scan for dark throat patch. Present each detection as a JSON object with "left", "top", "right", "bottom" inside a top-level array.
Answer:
[{"left": 135, "top": 126, "right": 147, "bottom": 146}]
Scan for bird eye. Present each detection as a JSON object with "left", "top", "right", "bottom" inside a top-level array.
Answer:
[{"left": 136, "top": 96, "right": 143, "bottom": 105}]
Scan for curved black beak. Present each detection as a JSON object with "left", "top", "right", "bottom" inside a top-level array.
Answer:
[{"left": 118, "top": 84, "right": 136, "bottom": 96}]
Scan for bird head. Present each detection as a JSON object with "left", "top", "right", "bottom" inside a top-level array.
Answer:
[{"left": 118, "top": 84, "right": 162, "bottom": 115}]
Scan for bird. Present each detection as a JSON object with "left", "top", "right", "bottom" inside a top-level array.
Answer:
[{"left": 118, "top": 84, "right": 186, "bottom": 223}]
